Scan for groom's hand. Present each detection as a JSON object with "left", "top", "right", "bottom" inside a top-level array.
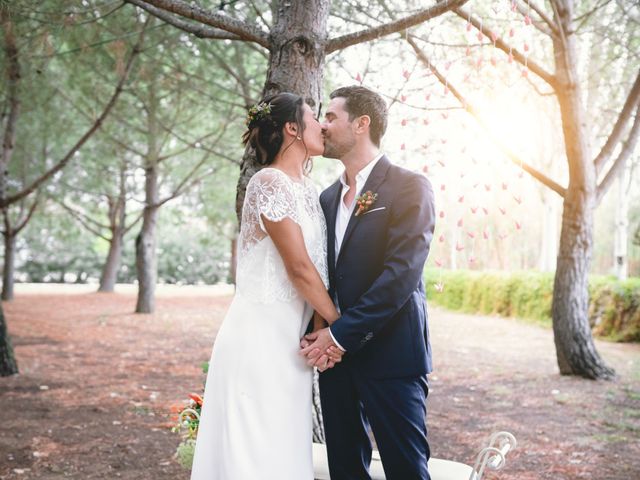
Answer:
[{"left": 300, "top": 328, "right": 344, "bottom": 370}]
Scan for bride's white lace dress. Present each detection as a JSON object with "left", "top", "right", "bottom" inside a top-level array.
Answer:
[{"left": 190, "top": 167, "right": 328, "bottom": 479}]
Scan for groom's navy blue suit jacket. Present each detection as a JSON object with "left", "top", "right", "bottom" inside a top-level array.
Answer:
[{"left": 320, "top": 155, "right": 435, "bottom": 379}]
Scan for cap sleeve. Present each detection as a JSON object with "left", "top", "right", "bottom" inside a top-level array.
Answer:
[{"left": 247, "top": 168, "right": 300, "bottom": 233}]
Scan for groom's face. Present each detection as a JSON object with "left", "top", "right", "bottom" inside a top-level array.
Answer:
[{"left": 322, "top": 97, "right": 356, "bottom": 160}]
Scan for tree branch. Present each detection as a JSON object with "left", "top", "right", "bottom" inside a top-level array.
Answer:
[
  {"left": 326, "top": 0, "right": 470, "bottom": 54},
  {"left": 157, "top": 129, "right": 223, "bottom": 162},
  {"left": 126, "top": 0, "right": 243, "bottom": 41},
  {"left": 594, "top": 70, "right": 640, "bottom": 174},
  {"left": 517, "top": 0, "right": 559, "bottom": 36},
  {"left": 575, "top": 0, "right": 615, "bottom": 32},
  {"left": 154, "top": 114, "right": 240, "bottom": 165},
  {"left": 14, "top": 197, "right": 40, "bottom": 234},
  {"left": 123, "top": 211, "right": 144, "bottom": 235},
  {"left": 125, "top": 0, "right": 270, "bottom": 48},
  {"left": 596, "top": 104, "right": 640, "bottom": 204},
  {"left": 453, "top": 5, "right": 559, "bottom": 91},
  {"left": 154, "top": 151, "right": 212, "bottom": 208},
  {"left": 0, "top": 19, "right": 147, "bottom": 208},
  {"left": 56, "top": 200, "right": 111, "bottom": 241},
  {"left": 53, "top": 86, "right": 146, "bottom": 158},
  {"left": 407, "top": 36, "right": 566, "bottom": 198}
]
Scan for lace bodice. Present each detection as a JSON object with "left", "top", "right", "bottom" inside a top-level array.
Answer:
[{"left": 236, "top": 168, "right": 328, "bottom": 303}]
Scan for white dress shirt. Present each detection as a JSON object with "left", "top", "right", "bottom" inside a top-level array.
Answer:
[{"left": 330, "top": 152, "right": 384, "bottom": 351}]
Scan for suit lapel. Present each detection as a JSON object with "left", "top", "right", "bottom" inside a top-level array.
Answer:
[
  {"left": 336, "top": 155, "right": 391, "bottom": 265},
  {"left": 323, "top": 180, "right": 342, "bottom": 277}
]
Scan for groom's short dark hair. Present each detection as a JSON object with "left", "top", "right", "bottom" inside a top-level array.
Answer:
[{"left": 330, "top": 86, "right": 388, "bottom": 147}]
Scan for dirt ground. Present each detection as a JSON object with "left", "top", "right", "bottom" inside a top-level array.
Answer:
[{"left": 1, "top": 284, "right": 639, "bottom": 479}]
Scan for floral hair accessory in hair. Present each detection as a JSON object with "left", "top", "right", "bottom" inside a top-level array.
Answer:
[{"left": 246, "top": 102, "right": 272, "bottom": 127}]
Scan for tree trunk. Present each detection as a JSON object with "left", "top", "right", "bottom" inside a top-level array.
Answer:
[
  {"left": 0, "top": 13, "right": 19, "bottom": 305},
  {"left": 613, "top": 165, "right": 630, "bottom": 280},
  {"left": 135, "top": 215, "right": 157, "bottom": 312},
  {"left": 229, "top": 236, "right": 237, "bottom": 284},
  {"left": 0, "top": 304, "right": 18, "bottom": 376},
  {"left": 135, "top": 84, "right": 160, "bottom": 314},
  {"left": 0, "top": 11, "right": 20, "bottom": 204},
  {"left": 135, "top": 165, "right": 159, "bottom": 313},
  {"left": 550, "top": 0, "right": 614, "bottom": 379},
  {"left": 235, "top": 0, "right": 329, "bottom": 220},
  {"left": 99, "top": 228, "right": 124, "bottom": 292},
  {"left": 538, "top": 190, "right": 559, "bottom": 272},
  {"left": 2, "top": 231, "right": 16, "bottom": 301},
  {"left": 100, "top": 161, "right": 128, "bottom": 292}
]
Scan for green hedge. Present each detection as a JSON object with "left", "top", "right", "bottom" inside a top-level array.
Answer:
[{"left": 424, "top": 269, "right": 640, "bottom": 342}]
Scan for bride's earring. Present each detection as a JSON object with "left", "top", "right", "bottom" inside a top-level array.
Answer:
[{"left": 296, "top": 135, "right": 301, "bottom": 140}]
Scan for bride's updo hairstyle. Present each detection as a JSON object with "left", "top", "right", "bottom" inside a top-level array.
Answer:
[{"left": 242, "top": 92, "right": 307, "bottom": 166}]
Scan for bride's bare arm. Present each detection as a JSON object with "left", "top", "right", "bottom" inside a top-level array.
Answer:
[
  {"left": 312, "top": 311, "right": 326, "bottom": 332},
  {"left": 263, "top": 216, "right": 339, "bottom": 325}
]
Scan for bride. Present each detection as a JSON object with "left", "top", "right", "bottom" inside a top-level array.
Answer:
[{"left": 190, "top": 92, "right": 341, "bottom": 479}]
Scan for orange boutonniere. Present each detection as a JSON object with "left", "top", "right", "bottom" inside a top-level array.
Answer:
[{"left": 354, "top": 190, "right": 378, "bottom": 216}]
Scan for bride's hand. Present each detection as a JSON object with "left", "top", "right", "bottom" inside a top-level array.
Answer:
[{"left": 316, "top": 347, "right": 343, "bottom": 372}]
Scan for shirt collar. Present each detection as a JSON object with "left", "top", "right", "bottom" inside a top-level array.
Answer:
[{"left": 339, "top": 152, "right": 384, "bottom": 187}]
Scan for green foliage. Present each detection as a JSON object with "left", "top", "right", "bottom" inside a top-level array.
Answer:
[
  {"left": 175, "top": 439, "right": 196, "bottom": 470},
  {"left": 425, "top": 269, "right": 640, "bottom": 341},
  {"left": 589, "top": 277, "right": 640, "bottom": 342}
]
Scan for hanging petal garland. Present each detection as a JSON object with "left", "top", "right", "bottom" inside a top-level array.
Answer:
[{"left": 350, "top": 0, "right": 538, "bottom": 289}]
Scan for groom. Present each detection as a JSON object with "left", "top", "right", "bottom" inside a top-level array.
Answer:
[{"left": 301, "top": 86, "right": 436, "bottom": 480}]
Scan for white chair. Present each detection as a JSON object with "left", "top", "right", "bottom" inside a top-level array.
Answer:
[{"left": 313, "top": 431, "right": 517, "bottom": 480}]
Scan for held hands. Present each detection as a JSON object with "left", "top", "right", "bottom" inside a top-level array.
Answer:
[{"left": 299, "top": 327, "right": 344, "bottom": 372}]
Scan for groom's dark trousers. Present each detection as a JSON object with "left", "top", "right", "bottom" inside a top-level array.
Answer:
[{"left": 319, "top": 156, "right": 435, "bottom": 480}]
